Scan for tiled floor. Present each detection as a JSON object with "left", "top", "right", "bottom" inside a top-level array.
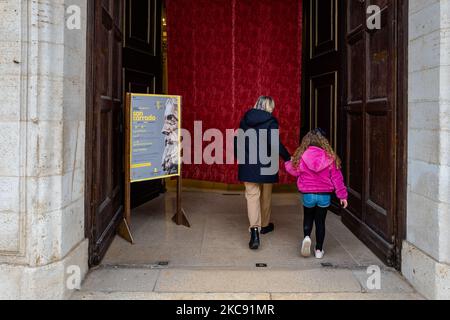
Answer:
[
  {"left": 103, "top": 191, "right": 383, "bottom": 269},
  {"left": 74, "top": 191, "right": 423, "bottom": 300}
]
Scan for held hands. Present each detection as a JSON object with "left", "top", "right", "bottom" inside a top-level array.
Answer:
[{"left": 340, "top": 199, "right": 348, "bottom": 209}]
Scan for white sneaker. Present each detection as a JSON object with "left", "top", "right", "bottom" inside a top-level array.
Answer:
[
  {"left": 315, "top": 250, "right": 325, "bottom": 259},
  {"left": 301, "top": 237, "right": 312, "bottom": 257}
]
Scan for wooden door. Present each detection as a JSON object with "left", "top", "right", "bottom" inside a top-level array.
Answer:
[
  {"left": 303, "top": 0, "right": 406, "bottom": 267},
  {"left": 342, "top": 0, "right": 401, "bottom": 266},
  {"left": 302, "top": 0, "right": 344, "bottom": 211},
  {"left": 124, "top": 0, "right": 165, "bottom": 208},
  {"left": 86, "top": 0, "right": 124, "bottom": 266}
]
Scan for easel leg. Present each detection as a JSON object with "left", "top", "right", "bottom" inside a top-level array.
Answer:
[
  {"left": 118, "top": 161, "right": 134, "bottom": 243},
  {"left": 118, "top": 218, "right": 134, "bottom": 243},
  {"left": 172, "top": 176, "right": 190, "bottom": 228},
  {"left": 118, "top": 93, "right": 134, "bottom": 244}
]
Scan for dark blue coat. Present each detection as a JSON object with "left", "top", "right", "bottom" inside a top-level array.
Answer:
[{"left": 234, "top": 109, "right": 291, "bottom": 184}]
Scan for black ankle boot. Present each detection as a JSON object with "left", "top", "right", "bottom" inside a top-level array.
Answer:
[
  {"left": 249, "top": 227, "right": 260, "bottom": 250},
  {"left": 260, "top": 223, "right": 275, "bottom": 235}
]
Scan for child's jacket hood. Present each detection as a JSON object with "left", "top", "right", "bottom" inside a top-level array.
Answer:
[
  {"left": 284, "top": 146, "right": 348, "bottom": 200},
  {"left": 302, "top": 147, "right": 334, "bottom": 173}
]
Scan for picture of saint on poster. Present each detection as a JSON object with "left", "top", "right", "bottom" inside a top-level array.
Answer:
[{"left": 176, "top": 304, "right": 276, "bottom": 317}]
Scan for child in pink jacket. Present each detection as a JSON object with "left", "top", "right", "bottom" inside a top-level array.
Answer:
[{"left": 285, "top": 128, "right": 348, "bottom": 259}]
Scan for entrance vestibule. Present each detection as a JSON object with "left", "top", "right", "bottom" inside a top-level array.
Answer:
[
  {"left": 102, "top": 191, "right": 384, "bottom": 270},
  {"left": 85, "top": 0, "right": 407, "bottom": 270}
]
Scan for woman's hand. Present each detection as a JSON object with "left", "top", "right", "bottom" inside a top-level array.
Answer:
[{"left": 340, "top": 199, "right": 348, "bottom": 209}]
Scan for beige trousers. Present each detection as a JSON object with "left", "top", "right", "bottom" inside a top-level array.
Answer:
[{"left": 244, "top": 182, "right": 273, "bottom": 230}]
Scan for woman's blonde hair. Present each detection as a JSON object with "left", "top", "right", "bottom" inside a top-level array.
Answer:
[
  {"left": 292, "top": 129, "right": 342, "bottom": 169},
  {"left": 254, "top": 96, "right": 275, "bottom": 113}
]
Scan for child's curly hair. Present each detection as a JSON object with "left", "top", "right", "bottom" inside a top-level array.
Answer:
[{"left": 292, "top": 129, "right": 342, "bottom": 169}]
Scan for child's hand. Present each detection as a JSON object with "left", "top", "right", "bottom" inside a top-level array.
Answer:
[{"left": 340, "top": 199, "right": 348, "bottom": 209}]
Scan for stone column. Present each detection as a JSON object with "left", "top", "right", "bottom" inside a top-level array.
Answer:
[
  {"left": 403, "top": 0, "right": 450, "bottom": 300},
  {"left": 0, "top": 0, "right": 88, "bottom": 299}
]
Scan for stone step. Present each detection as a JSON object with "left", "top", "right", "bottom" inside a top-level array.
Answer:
[
  {"left": 73, "top": 266, "right": 422, "bottom": 300},
  {"left": 72, "top": 291, "right": 423, "bottom": 300}
]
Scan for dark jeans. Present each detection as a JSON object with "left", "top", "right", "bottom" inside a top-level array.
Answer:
[{"left": 303, "top": 206, "right": 328, "bottom": 251}]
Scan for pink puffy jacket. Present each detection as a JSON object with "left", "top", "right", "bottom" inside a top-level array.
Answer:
[{"left": 285, "top": 146, "right": 348, "bottom": 200}]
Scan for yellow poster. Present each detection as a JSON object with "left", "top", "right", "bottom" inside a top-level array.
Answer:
[{"left": 128, "top": 94, "right": 181, "bottom": 183}]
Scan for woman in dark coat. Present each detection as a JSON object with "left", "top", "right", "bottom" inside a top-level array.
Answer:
[{"left": 235, "top": 96, "right": 291, "bottom": 250}]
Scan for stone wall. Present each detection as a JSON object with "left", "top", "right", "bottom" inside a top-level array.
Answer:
[
  {"left": 403, "top": 0, "right": 450, "bottom": 300},
  {"left": 0, "top": 0, "right": 88, "bottom": 299}
]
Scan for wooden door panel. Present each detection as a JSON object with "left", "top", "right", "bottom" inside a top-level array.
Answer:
[
  {"left": 371, "top": 0, "right": 389, "bottom": 8},
  {"left": 113, "top": 35, "right": 123, "bottom": 99},
  {"left": 88, "top": 0, "right": 125, "bottom": 266},
  {"left": 124, "top": 0, "right": 164, "bottom": 209},
  {"left": 96, "top": 199, "right": 112, "bottom": 235},
  {"left": 341, "top": 0, "right": 399, "bottom": 265},
  {"left": 97, "top": 27, "right": 110, "bottom": 96},
  {"left": 345, "top": 111, "right": 363, "bottom": 218},
  {"left": 112, "top": 100, "right": 123, "bottom": 189},
  {"left": 348, "top": 0, "right": 365, "bottom": 33},
  {"left": 125, "top": 69, "right": 156, "bottom": 94},
  {"left": 311, "top": 0, "right": 337, "bottom": 58},
  {"left": 114, "top": 0, "right": 123, "bottom": 26},
  {"left": 366, "top": 112, "right": 391, "bottom": 235},
  {"left": 315, "top": 84, "right": 333, "bottom": 141},
  {"left": 302, "top": 0, "right": 343, "bottom": 211},
  {"left": 126, "top": 0, "right": 157, "bottom": 55},
  {"left": 310, "top": 72, "right": 337, "bottom": 148},
  {"left": 303, "top": 0, "right": 341, "bottom": 140},
  {"left": 97, "top": 100, "right": 112, "bottom": 201},
  {"left": 367, "top": 9, "right": 391, "bottom": 100},
  {"left": 365, "top": 1, "right": 395, "bottom": 243},
  {"left": 347, "top": 35, "right": 364, "bottom": 103},
  {"left": 101, "top": 0, "right": 110, "bottom": 10}
]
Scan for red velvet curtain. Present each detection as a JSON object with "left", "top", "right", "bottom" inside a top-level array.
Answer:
[{"left": 167, "top": 0, "right": 302, "bottom": 184}]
